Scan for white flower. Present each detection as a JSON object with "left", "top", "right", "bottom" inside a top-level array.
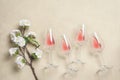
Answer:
[
  {"left": 32, "top": 48, "right": 43, "bottom": 59},
  {"left": 10, "top": 30, "right": 21, "bottom": 42},
  {"left": 9, "top": 30, "right": 25, "bottom": 47},
  {"left": 10, "top": 32, "right": 16, "bottom": 42},
  {"left": 14, "top": 36, "right": 26, "bottom": 47},
  {"left": 19, "top": 19, "right": 31, "bottom": 27},
  {"left": 9, "top": 47, "right": 19, "bottom": 56},
  {"left": 25, "top": 31, "right": 36, "bottom": 38},
  {"left": 15, "top": 56, "right": 25, "bottom": 69}
]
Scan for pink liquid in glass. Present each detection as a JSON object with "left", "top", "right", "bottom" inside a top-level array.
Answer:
[
  {"left": 77, "top": 30, "right": 84, "bottom": 41},
  {"left": 92, "top": 35, "right": 101, "bottom": 49},
  {"left": 76, "top": 24, "right": 85, "bottom": 42},
  {"left": 46, "top": 29, "right": 55, "bottom": 46},
  {"left": 62, "top": 35, "right": 70, "bottom": 51}
]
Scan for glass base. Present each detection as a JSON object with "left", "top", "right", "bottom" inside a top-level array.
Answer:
[
  {"left": 96, "top": 65, "right": 113, "bottom": 75},
  {"left": 42, "top": 63, "right": 58, "bottom": 70},
  {"left": 63, "top": 67, "right": 78, "bottom": 79},
  {"left": 71, "top": 59, "right": 85, "bottom": 64}
]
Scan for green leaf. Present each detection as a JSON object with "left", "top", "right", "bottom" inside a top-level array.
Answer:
[
  {"left": 24, "top": 37, "right": 29, "bottom": 43},
  {"left": 13, "top": 49, "right": 19, "bottom": 56},
  {"left": 21, "top": 59, "right": 26, "bottom": 63},
  {"left": 31, "top": 53, "right": 38, "bottom": 59},
  {"left": 15, "top": 50, "right": 19, "bottom": 55},
  {"left": 27, "top": 37, "right": 40, "bottom": 47},
  {"left": 16, "top": 33, "right": 21, "bottom": 37}
]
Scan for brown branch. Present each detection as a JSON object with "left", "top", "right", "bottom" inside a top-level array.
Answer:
[
  {"left": 25, "top": 47, "right": 38, "bottom": 80},
  {"left": 19, "top": 47, "right": 29, "bottom": 65},
  {"left": 29, "top": 62, "right": 38, "bottom": 80},
  {"left": 25, "top": 47, "right": 32, "bottom": 63},
  {"left": 19, "top": 28, "right": 39, "bottom": 80}
]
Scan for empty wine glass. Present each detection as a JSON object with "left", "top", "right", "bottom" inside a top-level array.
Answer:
[
  {"left": 72, "top": 24, "right": 86, "bottom": 64},
  {"left": 61, "top": 34, "right": 79, "bottom": 78},
  {"left": 89, "top": 32, "right": 112, "bottom": 75},
  {"left": 43, "top": 28, "right": 58, "bottom": 70}
]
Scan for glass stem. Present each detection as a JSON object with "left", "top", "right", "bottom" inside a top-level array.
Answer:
[
  {"left": 77, "top": 46, "right": 82, "bottom": 61},
  {"left": 49, "top": 50, "right": 53, "bottom": 65},
  {"left": 66, "top": 52, "right": 70, "bottom": 65},
  {"left": 75, "top": 45, "right": 83, "bottom": 64},
  {"left": 99, "top": 53, "right": 105, "bottom": 66}
]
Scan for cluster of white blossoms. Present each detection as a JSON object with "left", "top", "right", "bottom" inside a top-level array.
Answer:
[
  {"left": 9, "top": 47, "right": 19, "bottom": 56},
  {"left": 10, "top": 30, "right": 21, "bottom": 41},
  {"left": 25, "top": 31, "right": 40, "bottom": 47},
  {"left": 9, "top": 19, "right": 42, "bottom": 69},
  {"left": 32, "top": 48, "right": 43, "bottom": 59},
  {"left": 15, "top": 56, "right": 26, "bottom": 69},
  {"left": 9, "top": 19, "right": 31, "bottom": 69},
  {"left": 9, "top": 47, "right": 26, "bottom": 69},
  {"left": 10, "top": 30, "right": 26, "bottom": 47},
  {"left": 10, "top": 19, "right": 31, "bottom": 47},
  {"left": 19, "top": 19, "right": 31, "bottom": 28},
  {"left": 25, "top": 31, "right": 37, "bottom": 39},
  {"left": 15, "top": 36, "right": 26, "bottom": 47}
]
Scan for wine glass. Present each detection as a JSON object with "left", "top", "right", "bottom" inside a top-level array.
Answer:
[
  {"left": 43, "top": 28, "right": 58, "bottom": 70},
  {"left": 89, "top": 32, "right": 112, "bottom": 75},
  {"left": 61, "top": 34, "right": 79, "bottom": 78},
  {"left": 72, "top": 24, "right": 86, "bottom": 64},
  {"left": 62, "top": 34, "right": 71, "bottom": 65}
]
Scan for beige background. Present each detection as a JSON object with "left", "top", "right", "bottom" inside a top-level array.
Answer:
[{"left": 0, "top": 0, "right": 120, "bottom": 80}]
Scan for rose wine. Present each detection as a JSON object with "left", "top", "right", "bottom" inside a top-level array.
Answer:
[
  {"left": 46, "top": 28, "right": 55, "bottom": 46},
  {"left": 62, "top": 34, "right": 70, "bottom": 51},
  {"left": 76, "top": 24, "right": 85, "bottom": 42}
]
